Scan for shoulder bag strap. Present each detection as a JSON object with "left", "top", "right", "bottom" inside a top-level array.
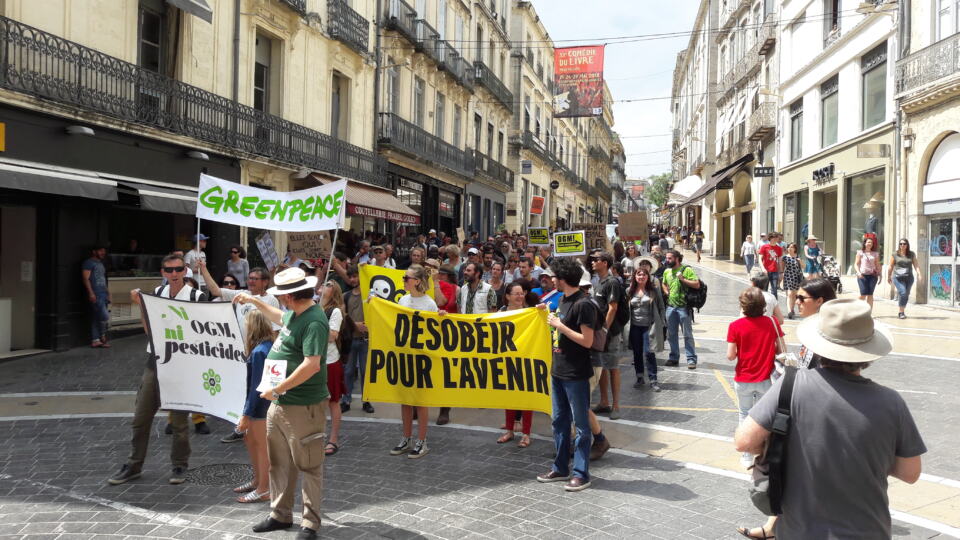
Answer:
[
  {"left": 767, "top": 366, "right": 798, "bottom": 514},
  {"left": 769, "top": 316, "right": 786, "bottom": 355}
]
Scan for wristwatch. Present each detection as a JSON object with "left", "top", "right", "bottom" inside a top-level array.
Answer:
[{"left": 270, "top": 389, "right": 285, "bottom": 400}]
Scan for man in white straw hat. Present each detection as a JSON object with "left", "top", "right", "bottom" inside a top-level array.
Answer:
[
  {"left": 734, "top": 299, "right": 925, "bottom": 540},
  {"left": 234, "top": 267, "right": 329, "bottom": 540}
]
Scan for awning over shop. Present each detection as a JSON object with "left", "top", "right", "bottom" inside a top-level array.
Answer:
[
  {"left": 167, "top": 0, "right": 213, "bottom": 23},
  {"left": 117, "top": 181, "right": 197, "bottom": 215},
  {"left": 313, "top": 175, "right": 420, "bottom": 225},
  {"left": 670, "top": 174, "right": 703, "bottom": 200},
  {"left": 682, "top": 153, "right": 754, "bottom": 207},
  {"left": 0, "top": 161, "right": 118, "bottom": 201}
]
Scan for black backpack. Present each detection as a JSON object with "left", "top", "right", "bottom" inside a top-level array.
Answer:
[
  {"left": 678, "top": 266, "right": 708, "bottom": 312},
  {"left": 325, "top": 307, "right": 354, "bottom": 359},
  {"left": 613, "top": 279, "right": 631, "bottom": 329}
]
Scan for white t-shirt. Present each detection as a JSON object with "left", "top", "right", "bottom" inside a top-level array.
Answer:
[
  {"left": 326, "top": 307, "right": 342, "bottom": 364},
  {"left": 666, "top": 237, "right": 676, "bottom": 249},
  {"left": 398, "top": 294, "right": 438, "bottom": 311},
  {"left": 763, "top": 290, "right": 777, "bottom": 317},
  {"left": 183, "top": 250, "right": 206, "bottom": 287},
  {"left": 218, "top": 288, "right": 281, "bottom": 334}
]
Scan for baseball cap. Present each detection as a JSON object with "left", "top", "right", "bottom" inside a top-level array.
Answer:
[
  {"left": 467, "top": 247, "right": 479, "bottom": 255},
  {"left": 193, "top": 233, "right": 210, "bottom": 242}
]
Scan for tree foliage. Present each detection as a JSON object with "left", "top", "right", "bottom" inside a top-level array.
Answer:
[{"left": 645, "top": 172, "right": 672, "bottom": 209}]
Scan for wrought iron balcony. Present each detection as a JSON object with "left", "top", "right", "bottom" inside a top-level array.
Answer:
[
  {"left": 588, "top": 145, "right": 610, "bottom": 164},
  {"left": 414, "top": 19, "right": 441, "bottom": 60},
  {"left": 384, "top": 0, "right": 417, "bottom": 43},
  {"left": 378, "top": 113, "right": 473, "bottom": 178},
  {"left": 512, "top": 131, "right": 561, "bottom": 169},
  {"left": 896, "top": 31, "right": 960, "bottom": 97},
  {"left": 471, "top": 150, "right": 514, "bottom": 191},
  {"left": 758, "top": 17, "right": 778, "bottom": 56},
  {"left": 435, "top": 41, "right": 474, "bottom": 90},
  {"left": 328, "top": 0, "right": 369, "bottom": 54},
  {"left": 596, "top": 182, "right": 612, "bottom": 202},
  {"left": 747, "top": 102, "right": 776, "bottom": 141},
  {"left": 0, "top": 16, "right": 389, "bottom": 189},
  {"left": 280, "top": 0, "right": 307, "bottom": 15},
  {"left": 474, "top": 61, "right": 514, "bottom": 112}
]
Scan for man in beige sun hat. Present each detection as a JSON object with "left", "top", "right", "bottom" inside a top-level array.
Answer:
[{"left": 734, "top": 299, "right": 926, "bottom": 540}]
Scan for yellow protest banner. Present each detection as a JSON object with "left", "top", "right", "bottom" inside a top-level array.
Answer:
[
  {"left": 359, "top": 264, "right": 434, "bottom": 304},
  {"left": 553, "top": 230, "right": 586, "bottom": 257},
  {"left": 528, "top": 227, "right": 550, "bottom": 246},
  {"left": 362, "top": 298, "right": 553, "bottom": 414}
]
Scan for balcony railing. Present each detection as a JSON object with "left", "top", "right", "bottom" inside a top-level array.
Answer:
[
  {"left": 758, "top": 17, "right": 778, "bottom": 56},
  {"left": 896, "top": 31, "right": 960, "bottom": 97},
  {"left": 384, "top": 0, "right": 417, "bottom": 42},
  {"left": 718, "top": 138, "right": 753, "bottom": 168},
  {"left": 435, "top": 41, "right": 474, "bottom": 89},
  {"left": 378, "top": 113, "right": 473, "bottom": 177},
  {"left": 0, "top": 16, "right": 389, "bottom": 189},
  {"left": 280, "top": 0, "right": 307, "bottom": 15},
  {"left": 471, "top": 150, "right": 514, "bottom": 191},
  {"left": 513, "top": 131, "right": 561, "bottom": 169},
  {"left": 588, "top": 145, "right": 610, "bottom": 164},
  {"left": 596, "top": 182, "right": 612, "bottom": 201},
  {"left": 414, "top": 19, "right": 440, "bottom": 59},
  {"left": 474, "top": 60, "right": 514, "bottom": 112},
  {"left": 328, "top": 0, "right": 370, "bottom": 54},
  {"left": 748, "top": 102, "right": 776, "bottom": 141}
]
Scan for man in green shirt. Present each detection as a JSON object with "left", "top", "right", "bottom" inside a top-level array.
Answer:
[
  {"left": 234, "top": 268, "right": 328, "bottom": 540},
  {"left": 661, "top": 250, "right": 700, "bottom": 369}
]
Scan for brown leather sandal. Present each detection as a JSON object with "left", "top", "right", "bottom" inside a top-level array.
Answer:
[
  {"left": 517, "top": 434, "right": 531, "bottom": 448},
  {"left": 496, "top": 431, "right": 514, "bottom": 444}
]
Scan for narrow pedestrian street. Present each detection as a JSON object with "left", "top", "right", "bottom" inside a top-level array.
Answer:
[{"left": 2, "top": 259, "right": 957, "bottom": 539}]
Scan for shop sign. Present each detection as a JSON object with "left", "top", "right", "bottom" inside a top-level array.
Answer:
[
  {"left": 347, "top": 203, "right": 420, "bottom": 224},
  {"left": 716, "top": 178, "right": 734, "bottom": 190},
  {"left": 857, "top": 144, "right": 890, "bottom": 158},
  {"left": 528, "top": 227, "right": 551, "bottom": 246},
  {"left": 530, "top": 196, "right": 545, "bottom": 215},
  {"left": 812, "top": 163, "right": 836, "bottom": 185},
  {"left": 197, "top": 174, "right": 346, "bottom": 231},
  {"left": 553, "top": 230, "right": 586, "bottom": 256},
  {"left": 521, "top": 160, "right": 532, "bottom": 174},
  {"left": 550, "top": 180, "right": 560, "bottom": 190},
  {"left": 754, "top": 166, "right": 775, "bottom": 177}
]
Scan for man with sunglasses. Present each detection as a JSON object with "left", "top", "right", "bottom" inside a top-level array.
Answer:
[
  {"left": 199, "top": 262, "right": 279, "bottom": 328},
  {"left": 109, "top": 253, "right": 209, "bottom": 487}
]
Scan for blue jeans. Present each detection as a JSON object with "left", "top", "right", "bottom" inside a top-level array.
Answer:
[
  {"left": 341, "top": 337, "right": 368, "bottom": 404},
  {"left": 857, "top": 274, "right": 879, "bottom": 296},
  {"left": 551, "top": 376, "right": 592, "bottom": 481},
  {"left": 734, "top": 379, "right": 773, "bottom": 423},
  {"left": 893, "top": 275, "right": 914, "bottom": 308},
  {"left": 743, "top": 254, "right": 755, "bottom": 275},
  {"left": 90, "top": 294, "right": 109, "bottom": 342},
  {"left": 629, "top": 325, "right": 657, "bottom": 382},
  {"left": 666, "top": 306, "right": 697, "bottom": 365},
  {"left": 767, "top": 271, "right": 780, "bottom": 299}
]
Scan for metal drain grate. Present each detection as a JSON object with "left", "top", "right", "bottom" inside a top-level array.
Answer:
[{"left": 184, "top": 463, "right": 252, "bottom": 486}]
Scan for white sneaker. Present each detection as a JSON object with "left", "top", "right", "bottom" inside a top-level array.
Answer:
[
  {"left": 408, "top": 439, "right": 430, "bottom": 459},
  {"left": 390, "top": 437, "right": 411, "bottom": 455}
]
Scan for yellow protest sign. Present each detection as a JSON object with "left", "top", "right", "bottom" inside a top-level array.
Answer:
[
  {"left": 553, "top": 230, "right": 586, "bottom": 257},
  {"left": 362, "top": 298, "right": 553, "bottom": 414},
  {"left": 360, "top": 264, "right": 434, "bottom": 305},
  {"left": 528, "top": 227, "right": 550, "bottom": 246}
]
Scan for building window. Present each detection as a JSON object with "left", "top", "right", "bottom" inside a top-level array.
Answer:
[
  {"left": 524, "top": 96, "right": 531, "bottom": 132},
  {"left": 844, "top": 169, "right": 885, "bottom": 272},
  {"left": 938, "top": 0, "right": 960, "bottom": 40},
  {"left": 437, "top": 0, "right": 447, "bottom": 40},
  {"left": 386, "top": 57, "right": 400, "bottom": 114},
  {"left": 434, "top": 93, "right": 446, "bottom": 138},
  {"left": 486, "top": 122, "right": 494, "bottom": 156},
  {"left": 789, "top": 99, "right": 803, "bottom": 161},
  {"left": 498, "top": 131, "right": 505, "bottom": 162},
  {"left": 474, "top": 113, "right": 482, "bottom": 150},
  {"left": 138, "top": 3, "right": 163, "bottom": 73},
  {"left": 331, "top": 72, "right": 349, "bottom": 140},
  {"left": 861, "top": 42, "right": 887, "bottom": 130},
  {"left": 413, "top": 76, "right": 425, "bottom": 128},
  {"left": 820, "top": 75, "right": 838, "bottom": 148},
  {"left": 535, "top": 105, "right": 541, "bottom": 138},
  {"left": 453, "top": 105, "right": 462, "bottom": 147},
  {"left": 823, "top": 0, "right": 840, "bottom": 44},
  {"left": 254, "top": 34, "right": 274, "bottom": 113}
]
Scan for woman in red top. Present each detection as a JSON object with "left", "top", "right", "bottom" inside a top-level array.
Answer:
[
  {"left": 496, "top": 282, "right": 538, "bottom": 448},
  {"left": 726, "top": 287, "right": 783, "bottom": 468},
  {"left": 432, "top": 261, "right": 458, "bottom": 313}
]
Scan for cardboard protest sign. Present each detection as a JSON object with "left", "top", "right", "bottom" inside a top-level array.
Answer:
[
  {"left": 197, "top": 174, "right": 346, "bottom": 231},
  {"left": 618, "top": 212, "right": 649, "bottom": 242},
  {"left": 553, "top": 230, "right": 586, "bottom": 257},
  {"left": 255, "top": 231, "right": 280, "bottom": 271},
  {"left": 139, "top": 293, "right": 246, "bottom": 422},
  {"left": 363, "top": 298, "right": 552, "bottom": 414},
  {"left": 528, "top": 227, "right": 551, "bottom": 246},
  {"left": 530, "top": 196, "right": 545, "bottom": 215},
  {"left": 573, "top": 222, "right": 607, "bottom": 252},
  {"left": 287, "top": 232, "right": 332, "bottom": 261}
]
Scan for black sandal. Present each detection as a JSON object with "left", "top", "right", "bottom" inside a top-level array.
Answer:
[
  {"left": 324, "top": 442, "right": 339, "bottom": 456},
  {"left": 736, "top": 526, "right": 774, "bottom": 539}
]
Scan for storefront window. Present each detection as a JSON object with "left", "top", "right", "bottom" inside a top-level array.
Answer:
[
  {"left": 928, "top": 218, "right": 957, "bottom": 306},
  {"left": 844, "top": 169, "right": 885, "bottom": 270},
  {"left": 398, "top": 179, "right": 423, "bottom": 215}
]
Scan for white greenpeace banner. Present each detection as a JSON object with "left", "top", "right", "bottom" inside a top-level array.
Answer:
[
  {"left": 140, "top": 293, "right": 247, "bottom": 422},
  {"left": 196, "top": 173, "right": 347, "bottom": 231}
]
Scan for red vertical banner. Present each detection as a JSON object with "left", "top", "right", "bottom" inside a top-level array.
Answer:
[
  {"left": 530, "top": 196, "right": 545, "bottom": 215},
  {"left": 553, "top": 45, "right": 605, "bottom": 118}
]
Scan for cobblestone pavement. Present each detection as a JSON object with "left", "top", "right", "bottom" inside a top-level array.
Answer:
[{"left": 0, "top": 417, "right": 946, "bottom": 539}]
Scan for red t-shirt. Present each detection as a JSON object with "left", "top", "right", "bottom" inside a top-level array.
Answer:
[
  {"left": 758, "top": 244, "right": 783, "bottom": 273},
  {"left": 727, "top": 316, "right": 782, "bottom": 383},
  {"left": 438, "top": 280, "right": 458, "bottom": 313}
]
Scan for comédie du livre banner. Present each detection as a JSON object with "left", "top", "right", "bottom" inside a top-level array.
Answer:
[
  {"left": 363, "top": 298, "right": 553, "bottom": 414},
  {"left": 553, "top": 45, "right": 605, "bottom": 118},
  {"left": 140, "top": 293, "right": 247, "bottom": 422},
  {"left": 196, "top": 173, "right": 347, "bottom": 231}
]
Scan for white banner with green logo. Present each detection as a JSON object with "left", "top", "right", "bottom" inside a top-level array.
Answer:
[
  {"left": 196, "top": 173, "right": 347, "bottom": 231},
  {"left": 140, "top": 293, "right": 247, "bottom": 422}
]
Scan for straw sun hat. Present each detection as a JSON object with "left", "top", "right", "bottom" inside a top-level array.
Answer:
[
  {"left": 796, "top": 299, "right": 893, "bottom": 363},
  {"left": 266, "top": 267, "right": 317, "bottom": 296}
]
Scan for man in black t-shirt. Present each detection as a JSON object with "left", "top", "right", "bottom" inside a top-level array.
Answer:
[
  {"left": 591, "top": 252, "right": 625, "bottom": 420},
  {"left": 536, "top": 258, "right": 599, "bottom": 492}
]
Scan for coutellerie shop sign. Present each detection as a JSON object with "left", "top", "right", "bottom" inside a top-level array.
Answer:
[{"left": 347, "top": 203, "right": 421, "bottom": 224}]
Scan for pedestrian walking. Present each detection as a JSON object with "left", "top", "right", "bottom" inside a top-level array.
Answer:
[
  {"left": 628, "top": 267, "right": 665, "bottom": 392},
  {"left": 537, "top": 258, "right": 599, "bottom": 492},
  {"left": 661, "top": 250, "right": 700, "bottom": 369},
  {"left": 341, "top": 265, "right": 374, "bottom": 415},
  {"left": 855, "top": 236, "right": 881, "bottom": 310},
  {"left": 803, "top": 236, "right": 821, "bottom": 280},
  {"left": 782, "top": 243, "right": 803, "bottom": 320},
  {"left": 726, "top": 288, "right": 782, "bottom": 467},
  {"left": 496, "top": 282, "right": 538, "bottom": 449},
  {"left": 82, "top": 244, "right": 111, "bottom": 348},
  {"left": 233, "top": 310, "right": 275, "bottom": 503},
  {"left": 757, "top": 232, "right": 784, "bottom": 299},
  {"left": 735, "top": 299, "right": 925, "bottom": 540},
  {"left": 389, "top": 264, "right": 437, "bottom": 459},
  {"left": 590, "top": 252, "right": 626, "bottom": 420},
  {"left": 319, "top": 282, "right": 347, "bottom": 457},
  {"left": 227, "top": 246, "right": 250, "bottom": 288},
  {"left": 795, "top": 277, "right": 838, "bottom": 368},
  {"left": 748, "top": 269, "right": 785, "bottom": 324},
  {"left": 692, "top": 229, "right": 704, "bottom": 262},
  {"left": 740, "top": 235, "right": 756, "bottom": 276},
  {"left": 887, "top": 238, "right": 922, "bottom": 319},
  {"left": 235, "top": 268, "right": 330, "bottom": 540}
]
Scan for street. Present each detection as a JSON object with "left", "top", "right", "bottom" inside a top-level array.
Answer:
[{"left": 1, "top": 258, "right": 957, "bottom": 539}]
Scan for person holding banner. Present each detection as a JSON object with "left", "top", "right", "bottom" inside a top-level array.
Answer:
[
  {"left": 342, "top": 266, "right": 374, "bottom": 415},
  {"left": 496, "top": 282, "right": 539, "bottom": 448},
  {"left": 388, "top": 264, "right": 438, "bottom": 459},
  {"left": 234, "top": 268, "right": 329, "bottom": 540},
  {"left": 108, "top": 253, "right": 207, "bottom": 487},
  {"left": 234, "top": 310, "right": 276, "bottom": 503},
  {"left": 537, "top": 258, "right": 600, "bottom": 492}
]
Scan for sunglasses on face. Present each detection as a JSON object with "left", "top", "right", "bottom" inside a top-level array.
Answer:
[
  {"left": 796, "top": 294, "right": 813, "bottom": 302},
  {"left": 230, "top": 250, "right": 239, "bottom": 254},
  {"left": 223, "top": 281, "right": 237, "bottom": 286},
  {"left": 403, "top": 275, "right": 417, "bottom": 281},
  {"left": 162, "top": 266, "right": 185, "bottom": 273},
  {"left": 899, "top": 242, "right": 908, "bottom": 245}
]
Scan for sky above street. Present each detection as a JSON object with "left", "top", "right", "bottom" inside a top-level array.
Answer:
[{"left": 534, "top": 1, "right": 700, "bottom": 181}]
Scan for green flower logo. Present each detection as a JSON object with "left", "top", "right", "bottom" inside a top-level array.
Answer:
[{"left": 202, "top": 369, "right": 222, "bottom": 396}]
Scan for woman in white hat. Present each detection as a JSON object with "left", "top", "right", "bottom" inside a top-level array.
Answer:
[{"left": 803, "top": 236, "right": 821, "bottom": 280}]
